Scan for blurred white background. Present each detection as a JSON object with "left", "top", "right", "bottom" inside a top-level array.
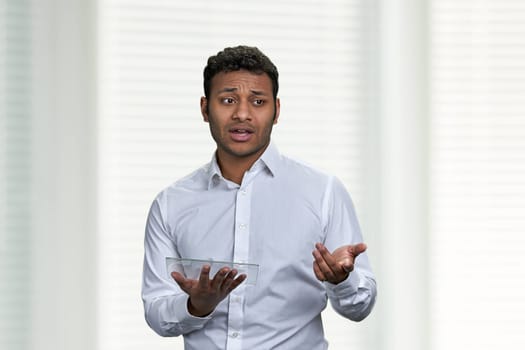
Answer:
[{"left": 1, "top": 0, "right": 524, "bottom": 349}]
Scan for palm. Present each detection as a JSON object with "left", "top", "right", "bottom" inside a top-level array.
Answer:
[
  {"left": 332, "top": 243, "right": 366, "bottom": 272},
  {"left": 171, "top": 266, "right": 246, "bottom": 317},
  {"left": 312, "top": 242, "right": 367, "bottom": 284}
]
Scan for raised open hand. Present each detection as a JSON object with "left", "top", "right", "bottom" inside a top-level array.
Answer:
[
  {"left": 312, "top": 242, "right": 367, "bottom": 284},
  {"left": 171, "top": 265, "right": 246, "bottom": 317}
]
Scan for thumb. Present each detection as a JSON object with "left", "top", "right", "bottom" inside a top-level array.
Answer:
[
  {"left": 342, "top": 258, "right": 354, "bottom": 273},
  {"left": 171, "top": 271, "right": 191, "bottom": 293},
  {"left": 352, "top": 243, "right": 367, "bottom": 257}
]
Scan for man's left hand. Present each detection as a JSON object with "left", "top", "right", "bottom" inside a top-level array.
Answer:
[{"left": 312, "top": 242, "right": 367, "bottom": 284}]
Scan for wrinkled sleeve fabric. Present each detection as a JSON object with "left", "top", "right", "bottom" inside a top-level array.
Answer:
[
  {"left": 321, "top": 176, "right": 377, "bottom": 321},
  {"left": 141, "top": 192, "right": 211, "bottom": 336}
]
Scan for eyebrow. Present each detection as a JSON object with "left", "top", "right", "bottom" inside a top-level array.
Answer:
[{"left": 217, "top": 87, "right": 268, "bottom": 96}]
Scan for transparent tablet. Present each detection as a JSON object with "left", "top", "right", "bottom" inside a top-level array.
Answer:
[{"left": 166, "top": 257, "right": 259, "bottom": 286}]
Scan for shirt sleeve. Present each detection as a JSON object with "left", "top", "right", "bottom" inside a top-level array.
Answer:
[
  {"left": 321, "top": 176, "right": 377, "bottom": 321},
  {"left": 141, "top": 192, "right": 212, "bottom": 336}
]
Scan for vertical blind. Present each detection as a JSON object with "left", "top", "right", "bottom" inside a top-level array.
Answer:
[
  {"left": 97, "top": 0, "right": 375, "bottom": 349},
  {"left": 2, "top": 1, "right": 523, "bottom": 349},
  {"left": 429, "top": 0, "right": 525, "bottom": 349},
  {"left": 0, "top": 0, "right": 31, "bottom": 349}
]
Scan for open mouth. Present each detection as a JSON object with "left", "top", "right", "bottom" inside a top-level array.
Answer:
[
  {"left": 229, "top": 127, "right": 254, "bottom": 141},
  {"left": 230, "top": 128, "right": 254, "bottom": 134}
]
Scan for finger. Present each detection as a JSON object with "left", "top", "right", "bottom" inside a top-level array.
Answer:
[
  {"left": 171, "top": 271, "right": 192, "bottom": 293},
  {"left": 341, "top": 259, "right": 354, "bottom": 273},
  {"left": 352, "top": 242, "right": 367, "bottom": 257},
  {"left": 312, "top": 246, "right": 337, "bottom": 281},
  {"left": 312, "top": 261, "right": 326, "bottom": 281},
  {"left": 229, "top": 274, "right": 247, "bottom": 291},
  {"left": 211, "top": 267, "right": 231, "bottom": 290},
  {"left": 222, "top": 273, "right": 246, "bottom": 294},
  {"left": 316, "top": 243, "right": 340, "bottom": 270},
  {"left": 171, "top": 271, "right": 184, "bottom": 282},
  {"left": 220, "top": 269, "right": 238, "bottom": 291},
  {"left": 315, "top": 243, "right": 341, "bottom": 274},
  {"left": 198, "top": 264, "right": 211, "bottom": 289},
  {"left": 341, "top": 243, "right": 367, "bottom": 272}
]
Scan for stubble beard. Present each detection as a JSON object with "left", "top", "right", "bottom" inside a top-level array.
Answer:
[
  {"left": 210, "top": 122, "right": 274, "bottom": 160},
  {"left": 208, "top": 108, "right": 277, "bottom": 160}
]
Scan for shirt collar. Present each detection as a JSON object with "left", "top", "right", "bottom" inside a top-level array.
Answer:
[
  {"left": 206, "top": 141, "right": 281, "bottom": 190},
  {"left": 258, "top": 141, "right": 280, "bottom": 178},
  {"left": 206, "top": 152, "right": 223, "bottom": 190}
]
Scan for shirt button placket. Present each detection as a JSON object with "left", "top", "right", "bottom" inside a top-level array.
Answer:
[{"left": 226, "top": 183, "right": 252, "bottom": 350}]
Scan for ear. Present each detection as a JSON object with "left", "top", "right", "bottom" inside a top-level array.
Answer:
[
  {"left": 273, "top": 97, "right": 281, "bottom": 125},
  {"left": 200, "top": 96, "right": 209, "bottom": 122}
]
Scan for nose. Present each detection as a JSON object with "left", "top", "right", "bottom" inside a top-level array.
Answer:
[{"left": 233, "top": 100, "right": 251, "bottom": 121}]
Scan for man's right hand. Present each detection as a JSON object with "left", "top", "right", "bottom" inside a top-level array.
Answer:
[{"left": 171, "top": 265, "right": 246, "bottom": 317}]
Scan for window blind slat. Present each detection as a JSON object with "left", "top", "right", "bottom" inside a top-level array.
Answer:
[
  {"left": 98, "top": 1, "right": 374, "bottom": 349},
  {"left": 0, "top": 1, "right": 32, "bottom": 349},
  {"left": 430, "top": 1, "right": 525, "bottom": 348}
]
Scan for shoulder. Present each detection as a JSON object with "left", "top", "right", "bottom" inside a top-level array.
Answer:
[
  {"left": 279, "top": 153, "right": 333, "bottom": 185},
  {"left": 277, "top": 152, "right": 353, "bottom": 200},
  {"left": 153, "top": 163, "right": 210, "bottom": 204}
]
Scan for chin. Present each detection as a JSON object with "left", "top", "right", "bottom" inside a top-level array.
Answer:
[{"left": 226, "top": 144, "right": 264, "bottom": 158}]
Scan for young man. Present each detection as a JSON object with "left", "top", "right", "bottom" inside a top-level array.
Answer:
[{"left": 142, "top": 45, "right": 377, "bottom": 349}]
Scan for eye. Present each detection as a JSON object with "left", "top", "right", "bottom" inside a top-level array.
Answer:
[
  {"left": 222, "top": 97, "right": 236, "bottom": 104},
  {"left": 253, "top": 99, "right": 264, "bottom": 106}
]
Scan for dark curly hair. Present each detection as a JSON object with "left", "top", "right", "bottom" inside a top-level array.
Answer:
[{"left": 203, "top": 45, "right": 279, "bottom": 100}]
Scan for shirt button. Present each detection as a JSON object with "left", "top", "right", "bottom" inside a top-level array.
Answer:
[
  {"left": 239, "top": 223, "right": 247, "bottom": 229},
  {"left": 231, "top": 332, "right": 240, "bottom": 338},
  {"left": 240, "top": 189, "right": 247, "bottom": 195}
]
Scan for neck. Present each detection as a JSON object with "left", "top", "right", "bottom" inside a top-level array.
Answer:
[
  {"left": 217, "top": 158, "right": 251, "bottom": 185},
  {"left": 216, "top": 147, "right": 267, "bottom": 185}
]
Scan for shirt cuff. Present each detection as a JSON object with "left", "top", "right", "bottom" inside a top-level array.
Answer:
[
  {"left": 325, "top": 269, "right": 361, "bottom": 297},
  {"left": 165, "top": 294, "right": 213, "bottom": 331}
]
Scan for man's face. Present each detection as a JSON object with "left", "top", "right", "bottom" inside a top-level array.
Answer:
[{"left": 201, "top": 69, "right": 280, "bottom": 164}]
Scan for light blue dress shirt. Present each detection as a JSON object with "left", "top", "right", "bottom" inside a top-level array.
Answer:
[{"left": 142, "top": 142, "right": 377, "bottom": 350}]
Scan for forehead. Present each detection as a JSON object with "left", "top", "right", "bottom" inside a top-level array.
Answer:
[{"left": 209, "top": 70, "right": 273, "bottom": 94}]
